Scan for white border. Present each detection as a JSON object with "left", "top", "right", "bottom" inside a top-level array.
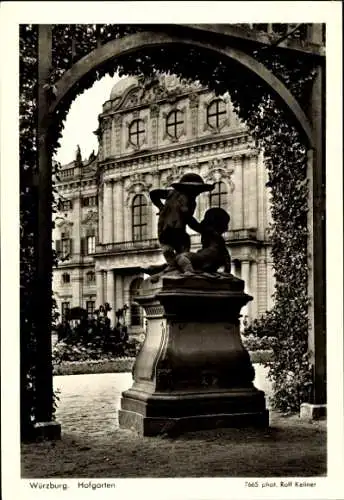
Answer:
[{"left": 1, "top": 2, "right": 343, "bottom": 499}]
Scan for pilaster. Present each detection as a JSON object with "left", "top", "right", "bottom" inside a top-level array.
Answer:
[
  {"left": 103, "top": 179, "right": 114, "bottom": 243},
  {"left": 106, "top": 269, "right": 115, "bottom": 325},
  {"left": 96, "top": 270, "right": 104, "bottom": 307}
]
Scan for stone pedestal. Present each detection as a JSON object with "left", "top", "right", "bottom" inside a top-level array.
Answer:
[{"left": 119, "top": 273, "right": 269, "bottom": 436}]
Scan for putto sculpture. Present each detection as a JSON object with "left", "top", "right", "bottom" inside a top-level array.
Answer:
[
  {"left": 176, "top": 207, "right": 232, "bottom": 274},
  {"left": 149, "top": 173, "right": 214, "bottom": 271}
]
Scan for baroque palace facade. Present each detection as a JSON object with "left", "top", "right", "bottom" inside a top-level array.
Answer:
[{"left": 53, "top": 74, "right": 275, "bottom": 333}]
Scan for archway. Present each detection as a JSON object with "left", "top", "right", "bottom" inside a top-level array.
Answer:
[{"left": 30, "top": 24, "right": 325, "bottom": 438}]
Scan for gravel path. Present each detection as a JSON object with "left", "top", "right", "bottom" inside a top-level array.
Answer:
[{"left": 21, "top": 370, "right": 326, "bottom": 478}]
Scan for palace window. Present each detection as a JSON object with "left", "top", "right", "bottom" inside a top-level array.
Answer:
[
  {"left": 130, "top": 278, "right": 144, "bottom": 327},
  {"left": 87, "top": 235, "right": 96, "bottom": 254},
  {"left": 166, "top": 110, "right": 183, "bottom": 138},
  {"left": 209, "top": 181, "right": 228, "bottom": 209},
  {"left": 129, "top": 119, "right": 145, "bottom": 146},
  {"left": 60, "top": 199, "right": 73, "bottom": 211},
  {"left": 86, "top": 300, "right": 95, "bottom": 317},
  {"left": 86, "top": 271, "right": 96, "bottom": 283},
  {"left": 56, "top": 233, "right": 72, "bottom": 260},
  {"left": 61, "top": 237, "right": 71, "bottom": 259},
  {"left": 132, "top": 194, "right": 148, "bottom": 241},
  {"left": 61, "top": 302, "right": 70, "bottom": 322},
  {"left": 207, "top": 99, "right": 227, "bottom": 129},
  {"left": 81, "top": 195, "right": 97, "bottom": 207},
  {"left": 60, "top": 168, "right": 75, "bottom": 179},
  {"left": 62, "top": 272, "right": 70, "bottom": 284}
]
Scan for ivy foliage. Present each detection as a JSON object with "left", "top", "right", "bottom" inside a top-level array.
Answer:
[{"left": 20, "top": 24, "right": 317, "bottom": 433}]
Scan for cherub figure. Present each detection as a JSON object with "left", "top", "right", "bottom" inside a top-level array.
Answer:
[
  {"left": 149, "top": 173, "right": 214, "bottom": 269},
  {"left": 175, "top": 207, "right": 232, "bottom": 274}
]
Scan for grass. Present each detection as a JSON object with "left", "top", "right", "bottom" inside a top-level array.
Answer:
[{"left": 21, "top": 413, "right": 326, "bottom": 478}]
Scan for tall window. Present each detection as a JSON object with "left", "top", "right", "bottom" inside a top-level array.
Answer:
[
  {"left": 129, "top": 119, "right": 145, "bottom": 146},
  {"left": 86, "top": 271, "right": 96, "bottom": 283},
  {"left": 87, "top": 235, "right": 96, "bottom": 254},
  {"left": 209, "top": 181, "right": 228, "bottom": 209},
  {"left": 82, "top": 196, "right": 97, "bottom": 207},
  {"left": 132, "top": 194, "right": 148, "bottom": 241},
  {"left": 207, "top": 99, "right": 227, "bottom": 129},
  {"left": 130, "top": 278, "right": 143, "bottom": 327},
  {"left": 62, "top": 272, "right": 70, "bottom": 284},
  {"left": 60, "top": 199, "right": 73, "bottom": 211},
  {"left": 60, "top": 234, "right": 72, "bottom": 259},
  {"left": 61, "top": 302, "right": 70, "bottom": 322},
  {"left": 86, "top": 300, "right": 95, "bottom": 317},
  {"left": 166, "top": 110, "right": 183, "bottom": 138}
]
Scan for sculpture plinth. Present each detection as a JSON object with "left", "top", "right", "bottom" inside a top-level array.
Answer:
[{"left": 119, "top": 274, "right": 269, "bottom": 436}]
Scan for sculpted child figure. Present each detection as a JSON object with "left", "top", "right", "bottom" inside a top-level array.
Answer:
[
  {"left": 149, "top": 173, "right": 214, "bottom": 270},
  {"left": 176, "top": 207, "right": 232, "bottom": 275}
]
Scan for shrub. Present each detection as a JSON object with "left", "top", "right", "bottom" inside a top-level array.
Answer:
[{"left": 52, "top": 317, "right": 143, "bottom": 365}]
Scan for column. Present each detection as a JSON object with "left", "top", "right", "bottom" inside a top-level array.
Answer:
[
  {"left": 257, "top": 151, "right": 266, "bottom": 241},
  {"left": 236, "top": 155, "right": 245, "bottom": 229},
  {"left": 266, "top": 250, "right": 275, "bottom": 310},
  {"left": 243, "top": 154, "right": 251, "bottom": 229},
  {"left": 96, "top": 270, "right": 104, "bottom": 308},
  {"left": 115, "top": 274, "right": 124, "bottom": 310},
  {"left": 257, "top": 255, "right": 268, "bottom": 316},
  {"left": 151, "top": 173, "right": 160, "bottom": 239},
  {"left": 72, "top": 197, "right": 81, "bottom": 257},
  {"left": 98, "top": 186, "right": 103, "bottom": 244},
  {"left": 113, "top": 180, "right": 124, "bottom": 242},
  {"left": 103, "top": 180, "right": 113, "bottom": 243},
  {"left": 240, "top": 259, "right": 251, "bottom": 326},
  {"left": 106, "top": 270, "right": 115, "bottom": 325},
  {"left": 247, "top": 154, "right": 258, "bottom": 229},
  {"left": 71, "top": 270, "right": 82, "bottom": 307},
  {"left": 250, "top": 260, "right": 258, "bottom": 320}
]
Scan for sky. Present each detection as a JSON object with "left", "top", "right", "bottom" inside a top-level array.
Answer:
[{"left": 54, "top": 73, "right": 121, "bottom": 165}]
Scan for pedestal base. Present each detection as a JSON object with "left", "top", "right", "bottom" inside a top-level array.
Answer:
[
  {"left": 119, "top": 274, "right": 269, "bottom": 436},
  {"left": 119, "top": 409, "right": 269, "bottom": 437},
  {"left": 120, "top": 386, "right": 269, "bottom": 436}
]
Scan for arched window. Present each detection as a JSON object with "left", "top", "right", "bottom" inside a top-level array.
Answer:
[
  {"left": 129, "top": 119, "right": 145, "bottom": 146},
  {"left": 132, "top": 194, "right": 148, "bottom": 241},
  {"left": 209, "top": 181, "right": 228, "bottom": 209},
  {"left": 166, "top": 110, "right": 184, "bottom": 138},
  {"left": 62, "top": 272, "right": 70, "bottom": 284},
  {"left": 130, "top": 278, "right": 144, "bottom": 327},
  {"left": 207, "top": 99, "right": 227, "bottom": 129}
]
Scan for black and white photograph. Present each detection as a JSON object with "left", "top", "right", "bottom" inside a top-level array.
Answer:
[{"left": 1, "top": 2, "right": 343, "bottom": 499}]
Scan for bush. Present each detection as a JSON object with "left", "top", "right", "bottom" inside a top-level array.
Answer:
[
  {"left": 242, "top": 333, "right": 277, "bottom": 352},
  {"left": 53, "top": 358, "right": 135, "bottom": 376},
  {"left": 52, "top": 317, "right": 143, "bottom": 365}
]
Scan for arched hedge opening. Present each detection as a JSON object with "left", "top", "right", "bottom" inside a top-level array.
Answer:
[{"left": 20, "top": 24, "right": 319, "bottom": 437}]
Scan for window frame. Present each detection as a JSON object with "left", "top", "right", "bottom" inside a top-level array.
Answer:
[
  {"left": 166, "top": 110, "right": 184, "bottom": 139},
  {"left": 86, "top": 300, "right": 95, "bottom": 317},
  {"left": 207, "top": 99, "right": 227, "bottom": 129},
  {"left": 62, "top": 272, "right": 70, "bottom": 284},
  {"left": 86, "top": 235, "right": 96, "bottom": 255},
  {"left": 129, "top": 119, "right": 145, "bottom": 147},
  {"left": 132, "top": 194, "right": 148, "bottom": 241},
  {"left": 61, "top": 302, "right": 70, "bottom": 322},
  {"left": 209, "top": 181, "right": 228, "bottom": 209}
]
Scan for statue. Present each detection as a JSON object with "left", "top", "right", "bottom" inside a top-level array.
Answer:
[
  {"left": 175, "top": 207, "right": 232, "bottom": 275},
  {"left": 149, "top": 173, "right": 214, "bottom": 271}
]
